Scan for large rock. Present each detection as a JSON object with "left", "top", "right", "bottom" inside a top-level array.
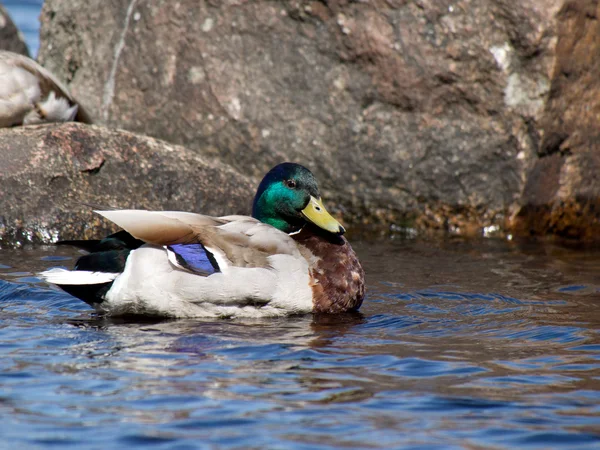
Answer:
[
  {"left": 0, "top": 3, "right": 29, "bottom": 56},
  {"left": 511, "top": 0, "right": 600, "bottom": 240},
  {"left": 37, "top": 0, "right": 561, "bottom": 234},
  {"left": 0, "top": 123, "right": 255, "bottom": 246}
]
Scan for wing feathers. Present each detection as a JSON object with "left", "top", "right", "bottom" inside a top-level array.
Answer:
[
  {"left": 0, "top": 50, "right": 92, "bottom": 124},
  {"left": 95, "top": 210, "right": 304, "bottom": 270},
  {"left": 0, "top": 51, "right": 74, "bottom": 102},
  {"left": 96, "top": 210, "right": 198, "bottom": 245}
]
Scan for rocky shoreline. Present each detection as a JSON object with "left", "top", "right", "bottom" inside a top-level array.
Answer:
[{"left": 1, "top": 0, "right": 599, "bottom": 244}]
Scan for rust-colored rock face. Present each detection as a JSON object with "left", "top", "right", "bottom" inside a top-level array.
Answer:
[
  {"left": 512, "top": 0, "right": 600, "bottom": 240},
  {"left": 0, "top": 4, "right": 29, "bottom": 56},
  {"left": 37, "top": 0, "right": 561, "bottom": 236},
  {"left": 0, "top": 123, "right": 255, "bottom": 245}
]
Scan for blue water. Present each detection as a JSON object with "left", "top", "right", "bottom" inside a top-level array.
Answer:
[
  {"left": 1, "top": 238, "right": 599, "bottom": 449},
  {"left": 3, "top": 0, "right": 44, "bottom": 56}
]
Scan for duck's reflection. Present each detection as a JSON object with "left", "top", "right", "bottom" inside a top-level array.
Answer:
[
  {"left": 59, "top": 313, "right": 371, "bottom": 413},
  {"left": 65, "top": 312, "right": 365, "bottom": 371}
]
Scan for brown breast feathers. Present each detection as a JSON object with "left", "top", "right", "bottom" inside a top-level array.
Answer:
[{"left": 292, "top": 226, "right": 365, "bottom": 313}]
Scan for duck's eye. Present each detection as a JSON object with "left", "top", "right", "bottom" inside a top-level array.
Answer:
[{"left": 285, "top": 179, "right": 296, "bottom": 188}]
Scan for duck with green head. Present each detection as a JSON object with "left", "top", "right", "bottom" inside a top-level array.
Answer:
[{"left": 41, "top": 163, "right": 365, "bottom": 318}]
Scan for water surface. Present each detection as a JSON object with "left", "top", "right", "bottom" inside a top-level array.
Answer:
[{"left": 1, "top": 237, "right": 599, "bottom": 449}]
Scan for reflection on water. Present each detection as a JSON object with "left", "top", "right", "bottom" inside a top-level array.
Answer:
[{"left": 1, "top": 238, "right": 599, "bottom": 448}]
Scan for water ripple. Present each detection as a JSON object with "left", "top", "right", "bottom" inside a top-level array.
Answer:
[{"left": 0, "top": 240, "right": 599, "bottom": 448}]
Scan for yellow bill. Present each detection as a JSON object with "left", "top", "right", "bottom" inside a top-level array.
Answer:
[{"left": 301, "top": 196, "right": 345, "bottom": 235}]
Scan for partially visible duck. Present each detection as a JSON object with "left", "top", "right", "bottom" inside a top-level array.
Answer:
[
  {"left": 41, "top": 163, "right": 365, "bottom": 318},
  {"left": 0, "top": 50, "right": 91, "bottom": 127}
]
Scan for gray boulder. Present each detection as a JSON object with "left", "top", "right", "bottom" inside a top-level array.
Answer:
[
  {"left": 38, "top": 0, "right": 563, "bottom": 235},
  {"left": 33, "top": 0, "right": 600, "bottom": 240},
  {"left": 0, "top": 123, "right": 255, "bottom": 245}
]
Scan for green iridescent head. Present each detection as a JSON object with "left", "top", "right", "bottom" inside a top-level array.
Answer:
[{"left": 252, "top": 162, "right": 345, "bottom": 235}]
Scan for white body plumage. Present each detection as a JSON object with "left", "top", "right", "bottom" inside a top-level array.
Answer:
[{"left": 41, "top": 210, "right": 315, "bottom": 318}]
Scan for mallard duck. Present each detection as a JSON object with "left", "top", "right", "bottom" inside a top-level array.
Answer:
[
  {"left": 41, "top": 163, "right": 365, "bottom": 318},
  {"left": 0, "top": 50, "right": 91, "bottom": 127}
]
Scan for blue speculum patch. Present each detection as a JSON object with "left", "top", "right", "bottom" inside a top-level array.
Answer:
[{"left": 167, "top": 244, "right": 220, "bottom": 275}]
